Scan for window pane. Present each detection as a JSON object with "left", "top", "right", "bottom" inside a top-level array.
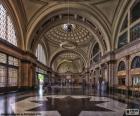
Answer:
[
  {"left": 120, "top": 15, "right": 128, "bottom": 31},
  {"left": 7, "top": 16, "right": 17, "bottom": 46},
  {"left": 14, "top": 58, "right": 19, "bottom": 66},
  {"left": 0, "top": 4, "right": 17, "bottom": 46},
  {"left": 0, "top": 66, "right": 6, "bottom": 87},
  {"left": 8, "top": 68, "right": 18, "bottom": 86},
  {"left": 0, "top": 52, "right": 6, "bottom": 63},
  {"left": 0, "top": 4, "right": 6, "bottom": 40},
  {"left": 130, "top": 23, "right": 140, "bottom": 41},
  {"left": 131, "top": 2, "right": 140, "bottom": 23},
  {"left": 35, "top": 44, "right": 46, "bottom": 65},
  {"left": 92, "top": 43, "right": 101, "bottom": 63},
  {"left": 118, "top": 32, "right": 128, "bottom": 48},
  {"left": 8, "top": 56, "right": 14, "bottom": 65},
  {"left": 8, "top": 56, "right": 19, "bottom": 66},
  {"left": 131, "top": 56, "right": 140, "bottom": 69},
  {"left": 93, "top": 43, "right": 99, "bottom": 55},
  {"left": 118, "top": 61, "right": 125, "bottom": 71}
]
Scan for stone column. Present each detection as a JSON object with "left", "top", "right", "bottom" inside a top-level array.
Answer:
[
  {"left": 20, "top": 60, "right": 35, "bottom": 88},
  {"left": 125, "top": 55, "right": 131, "bottom": 89},
  {"left": 107, "top": 60, "right": 116, "bottom": 88}
]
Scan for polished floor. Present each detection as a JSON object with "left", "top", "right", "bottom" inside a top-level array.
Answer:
[{"left": 0, "top": 86, "right": 140, "bottom": 116}]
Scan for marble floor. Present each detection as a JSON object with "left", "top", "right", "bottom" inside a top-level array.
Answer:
[{"left": 0, "top": 87, "right": 139, "bottom": 116}]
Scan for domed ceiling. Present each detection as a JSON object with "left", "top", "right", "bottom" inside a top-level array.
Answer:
[{"left": 45, "top": 24, "right": 93, "bottom": 46}]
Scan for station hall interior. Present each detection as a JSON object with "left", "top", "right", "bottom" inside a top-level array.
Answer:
[{"left": 0, "top": 0, "right": 140, "bottom": 116}]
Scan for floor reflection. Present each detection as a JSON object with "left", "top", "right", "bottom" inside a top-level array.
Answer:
[{"left": 0, "top": 87, "right": 139, "bottom": 116}]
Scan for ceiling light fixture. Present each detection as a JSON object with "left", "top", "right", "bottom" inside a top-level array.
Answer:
[{"left": 63, "top": 0, "right": 75, "bottom": 32}]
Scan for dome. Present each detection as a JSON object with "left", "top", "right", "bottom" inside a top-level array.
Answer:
[{"left": 45, "top": 24, "right": 93, "bottom": 46}]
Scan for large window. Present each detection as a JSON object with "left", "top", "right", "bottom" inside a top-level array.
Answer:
[
  {"left": 118, "top": 61, "right": 126, "bottom": 71},
  {"left": 120, "top": 15, "right": 128, "bottom": 31},
  {"left": 118, "top": 32, "right": 128, "bottom": 48},
  {"left": 130, "top": 23, "right": 140, "bottom": 42},
  {"left": 0, "top": 52, "right": 19, "bottom": 87},
  {"left": 117, "top": 1, "right": 140, "bottom": 48},
  {"left": 131, "top": 56, "right": 140, "bottom": 69},
  {"left": 0, "top": 4, "right": 17, "bottom": 46},
  {"left": 8, "top": 68, "right": 18, "bottom": 86},
  {"left": 35, "top": 44, "right": 47, "bottom": 65},
  {"left": 131, "top": 1, "right": 140, "bottom": 23},
  {"left": 92, "top": 43, "right": 101, "bottom": 63}
]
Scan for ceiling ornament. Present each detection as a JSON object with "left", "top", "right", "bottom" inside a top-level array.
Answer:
[
  {"left": 63, "top": 24, "right": 76, "bottom": 32},
  {"left": 60, "top": 41, "right": 77, "bottom": 49}
]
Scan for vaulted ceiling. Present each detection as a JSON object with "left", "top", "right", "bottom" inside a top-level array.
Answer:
[{"left": 8, "top": 0, "right": 129, "bottom": 73}]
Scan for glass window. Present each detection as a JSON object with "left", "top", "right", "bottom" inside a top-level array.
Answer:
[
  {"left": 118, "top": 61, "right": 125, "bottom": 71},
  {"left": 120, "top": 15, "right": 128, "bottom": 31},
  {"left": 131, "top": 56, "right": 140, "bottom": 69},
  {"left": 8, "top": 68, "right": 18, "bottom": 86},
  {"left": 7, "top": 16, "right": 17, "bottom": 46},
  {"left": 131, "top": 1, "right": 140, "bottom": 23},
  {"left": 0, "top": 52, "right": 19, "bottom": 87},
  {"left": 130, "top": 23, "right": 140, "bottom": 42},
  {"left": 35, "top": 44, "right": 47, "bottom": 65},
  {"left": 0, "top": 52, "right": 6, "bottom": 64},
  {"left": 0, "top": 4, "right": 6, "bottom": 40},
  {"left": 118, "top": 32, "right": 128, "bottom": 48},
  {"left": 8, "top": 56, "right": 19, "bottom": 66},
  {"left": 93, "top": 43, "right": 99, "bottom": 55},
  {"left": 0, "top": 66, "right": 6, "bottom": 87},
  {"left": 92, "top": 43, "right": 101, "bottom": 63},
  {"left": 0, "top": 4, "right": 17, "bottom": 46}
]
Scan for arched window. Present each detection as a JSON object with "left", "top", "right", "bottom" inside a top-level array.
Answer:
[
  {"left": 131, "top": 1, "right": 140, "bottom": 23},
  {"left": 120, "top": 15, "right": 128, "bottom": 31},
  {"left": 118, "top": 61, "right": 125, "bottom": 71},
  {"left": 118, "top": 32, "right": 128, "bottom": 48},
  {"left": 35, "top": 44, "right": 47, "bottom": 65},
  {"left": 93, "top": 43, "right": 99, "bottom": 55},
  {"left": 0, "top": 4, "right": 17, "bottom": 46},
  {"left": 92, "top": 43, "right": 101, "bottom": 63},
  {"left": 131, "top": 56, "right": 140, "bottom": 69}
]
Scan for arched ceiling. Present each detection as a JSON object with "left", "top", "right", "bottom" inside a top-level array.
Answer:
[{"left": 6, "top": 0, "right": 129, "bottom": 74}]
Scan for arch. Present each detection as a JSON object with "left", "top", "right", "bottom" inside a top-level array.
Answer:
[
  {"left": 118, "top": 61, "right": 126, "bottom": 71},
  {"left": 31, "top": 36, "right": 49, "bottom": 65},
  {"left": 56, "top": 61, "right": 79, "bottom": 73},
  {"left": 131, "top": 56, "right": 140, "bottom": 69},
  {"left": 26, "top": 3, "right": 111, "bottom": 53},
  {"left": 1, "top": 0, "right": 25, "bottom": 49},
  {"left": 49, "top": 49, "right": 87, "bottom": 68},
  {"left": 113, "top": 0, "right": 133, "bottom": 49}
]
